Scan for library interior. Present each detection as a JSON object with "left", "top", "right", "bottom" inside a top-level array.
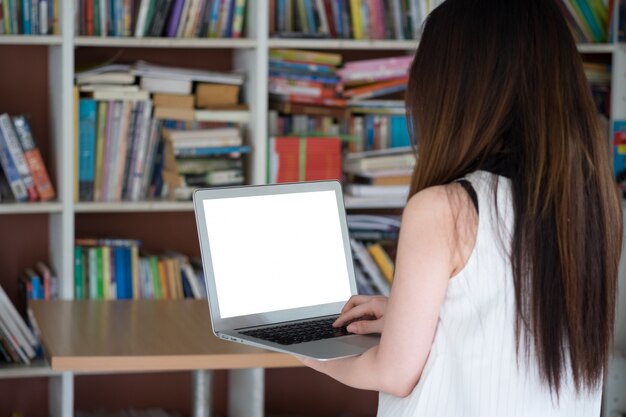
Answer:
[{"left": 0, "top": 0, "right": 625, "bottom": 416}]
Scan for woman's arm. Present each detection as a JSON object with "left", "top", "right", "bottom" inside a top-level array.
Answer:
[{"left": 300, "top": 184, "right": 476, "bottom": 397}]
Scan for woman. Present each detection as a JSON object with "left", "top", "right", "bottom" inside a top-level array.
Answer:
[{"left": 300, "top": 0, "right": 623, "bottom": 415}]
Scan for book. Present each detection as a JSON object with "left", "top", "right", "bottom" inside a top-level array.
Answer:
[
  {"left": 350, "top": 239, "right": 390, "bottom": 296},
  {"left": 367, "top": 243, "right": 394, "bottom": 283},
  {"left": 270, "top": 136, "right": 342, "bottom": 182},
  {"left": 0, "top": 114, "right": 37, "bottom": 201},
  {"left": 0, "top": 121, "right": 27, "bottom": 201},
  {"left": 78, "top": 99, "right": 98, "bottom": 201},
  {"left": 195, "top": 83, "right": 241, "bottom": 108},
  {"left": 153, "top": 93, "right": 195, "bottom": 109}
]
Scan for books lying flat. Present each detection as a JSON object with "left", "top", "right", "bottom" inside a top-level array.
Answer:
[
  {"left": 345, "top": 184, "right": 409, "bottom": 198},
  {"left": 345, "top": 148, "right": 416, "bottom": 175},
  {"left": 154, "top": 107, "right": 251, "bottom": 123},
  {"left": 134, "top": 61, "right": 245, "bottom": 85}
]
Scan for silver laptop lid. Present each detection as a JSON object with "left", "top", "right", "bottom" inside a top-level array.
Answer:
[{"left": 193, "top": 181, "right": 358, "bottom": 333}]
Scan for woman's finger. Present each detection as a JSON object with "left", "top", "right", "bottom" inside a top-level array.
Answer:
[
  {"left": 341, "top": 295, "right": 375, "bottom": 314},
  {"left": 334, "top": 302, "right": 377, "bottom": 327}
]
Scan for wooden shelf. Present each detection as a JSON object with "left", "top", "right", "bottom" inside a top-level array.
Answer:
[
  {"left": 268, "top": 38, "right": 418, "bottom": 50},
  {"left": 74, "top": 37, "right": 257, "bottom": 48},
  {"left": 0, "top": 359, "right": 59, "bottom": 379},
  {"left": 0, "top": 202, "right": 63, "bottom": 215},
  {"left": 0, "top": 35, "right": 63, "bottom": 45},
  {"left": 75, "top": 201, "right": 194, "bottom": 213},
  {"left": 577, "top": 43, "right": 616, "bottom": 53}
]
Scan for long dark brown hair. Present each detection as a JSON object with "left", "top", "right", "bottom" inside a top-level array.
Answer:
[{"left": 406, "top": 0, "right": 622, "bottom": 394}]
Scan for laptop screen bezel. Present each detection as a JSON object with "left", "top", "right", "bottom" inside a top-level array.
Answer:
[{"left": 193, "top": 180, "right": 358, "bottom": 333}]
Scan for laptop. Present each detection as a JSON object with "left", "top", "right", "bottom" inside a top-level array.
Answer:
[{"left": 193, "top": 180, "right": 380, "bottom": 360}]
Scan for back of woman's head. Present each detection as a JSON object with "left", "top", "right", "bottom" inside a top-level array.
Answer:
[{"left": 407, "top": 0, "right": 622, "bottom": 395}]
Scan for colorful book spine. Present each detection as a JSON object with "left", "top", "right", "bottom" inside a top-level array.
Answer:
[
  {"left": 12, "top": 116, "right": 56, "bottom": 201},
  {"left": 0, "top": 114, "right": 36, "bottom": 201},
  {"left": 79, "top": 99, "right": 97, "bottom": 201}
]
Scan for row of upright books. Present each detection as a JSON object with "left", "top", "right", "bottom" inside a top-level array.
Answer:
[
  {"left": 348, "top": 215, "right": 399, "bottom": 296},
  {"left": 74, "top": 238, "right": 206, "bottom": 300},
  {"left": 0, "top": 0, "right": 60, "bottom": 35},
  {"left": 75, "top": 0, "right": 247, "bottom": 38},
  {"left": 269, "top": 0, "right": 442, "bottom": 40},
  {"left": 76, "top": 61, "right": 249, "bottom": 202},
  {"left": 558, "top": 0, "right": 614, "bottom": 43},
  {"left": 0, "top": 113, "right": 56, "bottom": 203}
]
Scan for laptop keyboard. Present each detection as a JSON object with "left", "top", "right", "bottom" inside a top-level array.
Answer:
[{"left": 240, "top": 316, "right": 350, "bottom": 346}]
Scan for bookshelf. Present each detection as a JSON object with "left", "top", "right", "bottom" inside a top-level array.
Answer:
[{"left": 0, "top": 1, "right": 624, "bottom": 416}]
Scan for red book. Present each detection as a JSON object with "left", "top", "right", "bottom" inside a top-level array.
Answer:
[
  {"left": 12, "top": 116, "right": 56, "bottom": 201},
  {"left": 271, "top": 137, "right": 342, "bottom": 183},
  {"left": 322, "top": 0, "right": 337, "bottom": 38},
  {"left": 85, "top": 0, "right": 94, "bottom": 36}
]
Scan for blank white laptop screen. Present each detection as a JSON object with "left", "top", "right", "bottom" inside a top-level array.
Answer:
[{"left": 202, "top": 190, "right": 352, "bottom": 319}]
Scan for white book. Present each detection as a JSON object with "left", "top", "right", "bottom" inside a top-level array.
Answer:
[
  {"left": 79, "top": 84, "right": 141, "bottom": 92},
  {"left": 390, "top": 0, "right": 404, "bottom": 40},
  {"left": 194, "top": 109, "right": 250, "bottom": 123},
  {"left": 183, "top": 0, "right": 202, "bottom": 38},
  {"left": 89, "top": 90, "right": 151, "bottom": 101},
  {"left": 0, "top": 315, "right": 30, "bottom": 364},
  {"left": 134, "top": 0, "right": 151, "bottom": 37},
  {"left": 315, "top": 0, "right": 329, "bottom": 34},
  {"left": 346, "top": 184, "right": 409, "bottom": 198},
  {"left": 99, "top": 0, "right": 107, "bottom": 36},
  {"left": 0, "top": 285, "right": 37, "bottom": 348},
  {"left": 134, "top": 61, "right": 245, "bottom": 85},
  {"left": 76, "top": 73, "right": 136, "bottom": 85},
  {"left": 128, "top": 101, "right": 153, "bottom": 201},
  {"left": 350, "top": 239, "right": 390, "bottom": 296},
  {"left": 170, "top": 136, "right": 243, "bottom": 149},
  {"left": 140, "top": 77, "right": 193, "bottom": 95},
  {"left": 164, "top": 127, "right": 240, "bottom": 141},
  {"left": 176, "top": 0, "right": 191, "bottom": 38}
]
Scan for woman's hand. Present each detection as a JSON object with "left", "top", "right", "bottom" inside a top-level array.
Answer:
[{"left": 333, "top": 295, "right": 388, "bottom": 334}]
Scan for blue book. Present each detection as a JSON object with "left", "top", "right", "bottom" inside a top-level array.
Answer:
[
  {"left": 331, "top": 0, "right": 342, "bottom": 38},
  {"left": 174, "top": 145, "right": 251, "bottom": 157},
  {"left": 573, "top": 0, "right": 605, "bottom": 42},
  {"left": 180, "top": 268, "right": 193, "bottom": 298},
  {"left": 31, "top": 275, "right": 42, "bottom": 300},
  {"left": 276, "top": 0, "right": 285, "bottom": 32},
  {"left": 21, "top": 0, "right": 31, "bottom": 34},
  {"left": 209, "top": 0, "right": 221, "bottom": 37},
  {"left": 115, "top": 246, "right": 126, "bottom": 299},
  {"left": 269, "top": 70, "right": 339, "bottom": 84},
  {"left": 0, "top": 124, "right": 27, "bottom": 201},
  {"left": 304, "top": 0, "right": 315, "bottom": 32},
  {"left": 613, "top": 121, "right": 626, "bottom": 183},
  {"left": 79, "top": 99, "right": 97, "bottom": 201},
  {"left": 390, "top": 116, "right": 411, "bottom": 148},
  {"left": 124, "top": 247, "right": 133, "bottom": 299},
  {"left": 269, "top": 59, "right": 335, "bottom": 73},
  {"left": 365, "top": 116, "right": 375, "bottom": 151},
  {"left": 223, "top": 0, "right": 236, "bottom": 37}
]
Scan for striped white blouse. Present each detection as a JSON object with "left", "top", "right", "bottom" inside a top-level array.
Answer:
[{"left": 377, "top": 171, "right": 601, "bottom": 417}]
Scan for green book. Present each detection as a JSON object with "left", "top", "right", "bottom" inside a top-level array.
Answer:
[
  {"left": 149, "top": 256, "right": 162, "bottom": 299},
  {"left": 74, "top": 246, "right": 84, "bottom": 300},
  {"left": 94, "top": 0, "right": 101, "bottom": 36},
  {"left": 96, "top": 247, "right": 104, "bottom": 299}
]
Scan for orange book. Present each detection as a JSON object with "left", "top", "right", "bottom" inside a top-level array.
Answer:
[
  {"left": 158, "top": 260, "right": 170, "bottom": 299},
  {"left": 12, "top": 116, "right": 56, "bottom": 201},
  {"left": 344, "top": 77, "right": 409, "bottom": 100}
]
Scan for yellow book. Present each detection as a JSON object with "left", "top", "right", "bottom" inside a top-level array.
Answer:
[
  {"left": 73, "top": 86, "right": 79, "bottom": 202},
  {"left": 131, "top": 245, "right": 140, "bottom": 300},
  {"left": 165, "top": 258, "right": 179, "bottom": 299},
  {"left": 350, "top": 0, "right": 363, "bottom": 39},
  {"left": 367, "top": 243, "right": 394, "bottom": 283},
  {"left": 94, "top": 101, "right": 107, "bottom": 201},
  {"left": 173, "top": 258, "right": 184, "bottom": 299},
  {"left": 101, "top": 247, "right": 111, "bottom": 300},
  {"left": 158, "top": 260, "right": 170, "bottom": 299}
]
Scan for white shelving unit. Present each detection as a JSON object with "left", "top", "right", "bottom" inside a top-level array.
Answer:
[{"left": 0, "top": 0, "right": 625, "bottom": 416}]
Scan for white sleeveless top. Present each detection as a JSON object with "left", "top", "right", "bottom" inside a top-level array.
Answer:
[{"left": 377, "top": 171, "right": 601, "bottom": 417}]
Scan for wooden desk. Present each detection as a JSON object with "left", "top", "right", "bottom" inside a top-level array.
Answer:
[{"left": 30, "top": 300, "right": 302, "bottom": 417}]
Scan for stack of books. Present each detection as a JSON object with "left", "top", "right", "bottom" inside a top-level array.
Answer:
[
  {"left": 269, "top": 49, "right": 346, "bottom": 117},
  {"left": 74, "top": 238, "right": 206, "bottom": 300},
  {"left": 557, "top": 0, "right": 613, "bottom": 43},
  {"left": 340, "top": 56, "right": 412, "bottom": 101},
  {"left": 0, "top": 285, "right": 41, "bottom": 365},
  {"left": 269, "top": 0, "right": 443, "bottom": 40},
  {"left": 344, "top": 148, "right": 415, "bottom": 199},
  {"left": 75, "top": 61, "right": 249, "bottom": 202},
  {"left": 0, "top": 114, "right": 56, "bottom": 203},
  {"left": 269, "top": 136, "right": 342, "bottom": 183},
  {"left": 348, "top": 214, "right": 400, "bottom": 296},
  {"left": 0, "top": 0, "right": 60, "bottom": 35},
  {"left": 75, "top": 0, "right": 247, "bottom": 38}
]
